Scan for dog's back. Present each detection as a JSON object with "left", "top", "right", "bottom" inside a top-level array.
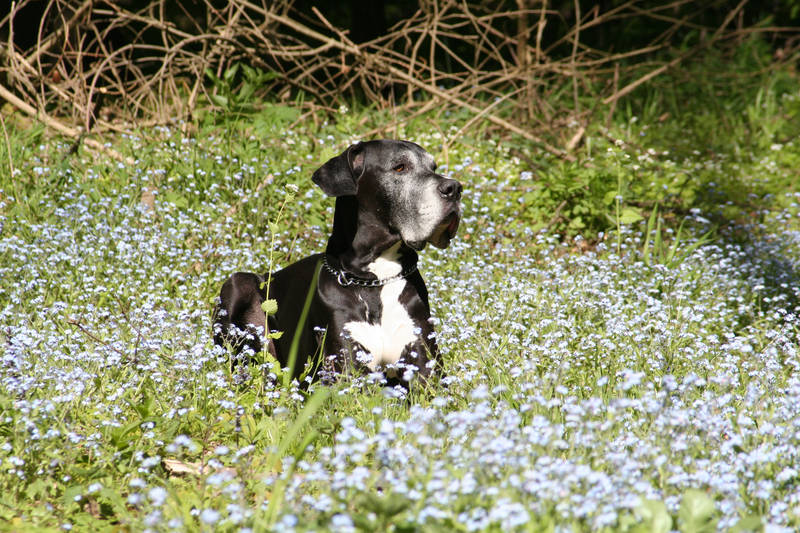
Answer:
[{"left": 214, "top": 254, "right": 325, "bottom": 374}]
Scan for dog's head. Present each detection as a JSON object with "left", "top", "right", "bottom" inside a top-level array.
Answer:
[{"left": 312, "top": 140, "right": 462, "bottom": 250}]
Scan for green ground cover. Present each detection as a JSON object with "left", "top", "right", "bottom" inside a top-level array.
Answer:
[{"left": 0, "top": 54, "right": 799, "bottom": 531}]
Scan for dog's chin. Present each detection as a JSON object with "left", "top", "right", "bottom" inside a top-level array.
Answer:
[
  {"left": 404, "top": 239, "right": 427, "bottom": 251},
  {"left": 428, "top": 212, "right": 460, "bottom": 250},
  {"left": 401, "top": 213, "right": 460, "bottom": 251}
]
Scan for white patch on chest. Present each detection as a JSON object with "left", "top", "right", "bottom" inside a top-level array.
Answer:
[{"left": 343, "top": 245, "right": 418, "bottom": 370}]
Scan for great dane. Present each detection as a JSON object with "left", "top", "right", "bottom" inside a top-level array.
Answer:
[{"left": 213, "top": 139, "right": 462, "bottom": 388}]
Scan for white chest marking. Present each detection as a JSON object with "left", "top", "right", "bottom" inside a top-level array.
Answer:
[{"left": 343, "top": 245, "right": 418, "bottom": 370}]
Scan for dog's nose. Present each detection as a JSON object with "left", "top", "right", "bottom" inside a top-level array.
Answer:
[{"left": 437, "top": 178, "right": 462, "bottom": 201}]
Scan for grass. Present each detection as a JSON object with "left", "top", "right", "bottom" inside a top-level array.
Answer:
[{"left": 1, "top": 54, "right": 799, "bottom": 531}]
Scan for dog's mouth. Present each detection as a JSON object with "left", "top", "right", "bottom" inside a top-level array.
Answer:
[
  {"left": 402, "top": 210, "right": 461, "bottom": 251},
  {"left": 428, "top": 211, "right": 461, "bottom": 250}
]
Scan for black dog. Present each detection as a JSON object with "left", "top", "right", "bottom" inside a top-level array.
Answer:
[{"left": 213, "top": 140, "right": 462, "bottom": 388}]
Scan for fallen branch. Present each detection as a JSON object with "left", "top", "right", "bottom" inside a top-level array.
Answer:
[{"left": 0, "top": 81, "right": 134, "bottom": 165}]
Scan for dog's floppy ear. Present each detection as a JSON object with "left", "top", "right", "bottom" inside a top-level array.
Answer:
[{"left": 312, "top": 142, "right": 366, "bottom": 197}]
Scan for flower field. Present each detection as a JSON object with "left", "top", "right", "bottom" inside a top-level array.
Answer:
[{"left": 1, "top": 92, "right": 799, "bottom": 532}]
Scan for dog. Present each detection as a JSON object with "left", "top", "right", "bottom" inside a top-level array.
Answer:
[{"left": 213, "top": 139, "right": 462, "bottom": 389}]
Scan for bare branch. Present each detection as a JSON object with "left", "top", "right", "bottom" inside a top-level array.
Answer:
[{"left": 0, "top": 0, "right": 785, "bottom": 158}]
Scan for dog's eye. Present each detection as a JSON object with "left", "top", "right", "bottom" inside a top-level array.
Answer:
[{"left": 393, "top": 164, "right": 406, "bottom": 172}]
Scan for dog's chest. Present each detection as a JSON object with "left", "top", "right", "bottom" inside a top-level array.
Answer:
[{"left": 342, "top": 250, "right": 418, "bottom": 370}]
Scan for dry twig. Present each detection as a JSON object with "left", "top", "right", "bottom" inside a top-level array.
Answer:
[{"left": 0, "top": 0, "right": 790, "bottom": 155}]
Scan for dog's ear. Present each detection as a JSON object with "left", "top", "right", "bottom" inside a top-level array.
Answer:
[{"left": 312, "top": 143, "right": 366, "bottom": 197}]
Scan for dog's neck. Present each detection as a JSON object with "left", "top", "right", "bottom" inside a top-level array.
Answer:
[{"left": 326, "top": 196, "right": 418, "bottom": 277}]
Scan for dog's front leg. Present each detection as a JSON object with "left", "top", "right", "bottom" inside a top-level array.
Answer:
[{"left": 396, "top": 337, "right": 441, "bottom": 390}]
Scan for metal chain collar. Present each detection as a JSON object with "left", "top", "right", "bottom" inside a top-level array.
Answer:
[{"left": 322, "top": 254, "right": 417, "bottom": 287}]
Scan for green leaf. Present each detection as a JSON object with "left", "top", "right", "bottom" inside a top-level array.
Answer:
[
  {"left": 263, "top": 70, "right": 282, "bottom": 83},
  {"left": 223, "top": 63, "right": 240, "bottom": 82},
  {"left": 678, "top": 489, "right": 717, "bottom": 533},
  {"left": 276, "top": 388, "right": 330, "bottom": 460},
  {"left": 619, "top": 207, "right": 644, "bottom": 224},
  {"left": 109, "top": 419, "right": 141, "bottom": 450},
  {"left": 63, "top": 484, "right": 84, "bottom": 507},
  {"left": 239, "top": 83, "right": 256, "bottom": 102},
  {"left": 568, "top": 215, "right": 585, "bottom": 229},
  {"left": 284, "top": 260, "right": 321, "bottom": 386},
  {"left": 634, "top": 499, "right": 672, "bottom": 533},
  {"left": 263, "top": 387, "right": 331, "bottom": 524},
  {"left": 617, "top": 512, "right": 638, "bottom": 531},
  {"left": 132, "top": 392, "right": 154, "bottom": 419},
  {"left": 642, "top": 204, "right": 659, "bottom": 267},
  {"left": 239, "top": 390, "right": 257, "bottom": 409},
  {"left": 665, "top": 218, "right": 686, "bottom": 264},
  {"left": 203, "top": 67, "right": 220, "bottom": 84},
  {"left": 209, "top": 93, "right": 229, "bottom": 108},
  {"left": 25, "top": 479, "right": 50, "bottom": 500},
  {"left": 241, "top": 64, "right": 256, "bottom": 80},
  {"left": 100, "top": 487, "right": 130, "bottom": 517},
  {"left": 163, "top": 191, "right": 188, "bottom": 209},
  {"left": 729, "top": 515, "right": 763, "bottom": 533},
  {"left": 357, "top": 491, "right": 411, "bottom": 518}
]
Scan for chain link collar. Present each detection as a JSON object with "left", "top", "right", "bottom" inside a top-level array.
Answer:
[{"left": 322, "top": 254, "right": 417, "bottom": 287}]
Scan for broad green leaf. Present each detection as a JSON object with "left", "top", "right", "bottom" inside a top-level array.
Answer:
[
  {"left": 209, "top": 93, "right": 229, "bottom": 108},
  {"left": 678, "top": 489, "right": 717, "bottom": 533},
  {"left": 619, "top": 207, "right": 644, "bottom": 224},
  {"left": 729, "top": 515, "right": 763, "bottom": 533},
  {"left": 634, "top": 499, "right": 672, "bottom": 533},
  {"left": 604, "top": 190, "right": 619, "bottom": 205}
]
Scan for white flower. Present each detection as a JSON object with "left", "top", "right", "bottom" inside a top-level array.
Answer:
[
  {"left": 199, "top": 509, "right": 220, "bottom": 525},
  {"left": 148, "top": 487, "right": 168, "bottom": 506}
]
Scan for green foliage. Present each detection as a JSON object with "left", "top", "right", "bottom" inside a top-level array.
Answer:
[
  {"left": 202, "top": 63, "right": 301, "bottom": 136},
  {"left": 620, "top": 492, "right": 765, "bottom": 533},
  {"left": 633, "top": 499, "right": 671, "bottom": 533},
  {"left": 678, "top": 490, "right": 718, "bottom": 533},
  {"left": 642, "top": 206, "right": 714, "bottom": 268},
  {"left": 730, "top": 514, "right": 765, "bottom": 533},
  {"left": 204, "top": 63, "right": 281, "bottom": 115},
  {"left": 506, "top": 48, "right": 798, "bottom": 241},
  {"left": 262, "top": 387, "right": 331, "bottom": 525}
]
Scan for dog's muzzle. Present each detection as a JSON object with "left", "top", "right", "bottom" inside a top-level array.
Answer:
[{"left": 428, "top": 177, "right": 463, "bottom": 249}]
